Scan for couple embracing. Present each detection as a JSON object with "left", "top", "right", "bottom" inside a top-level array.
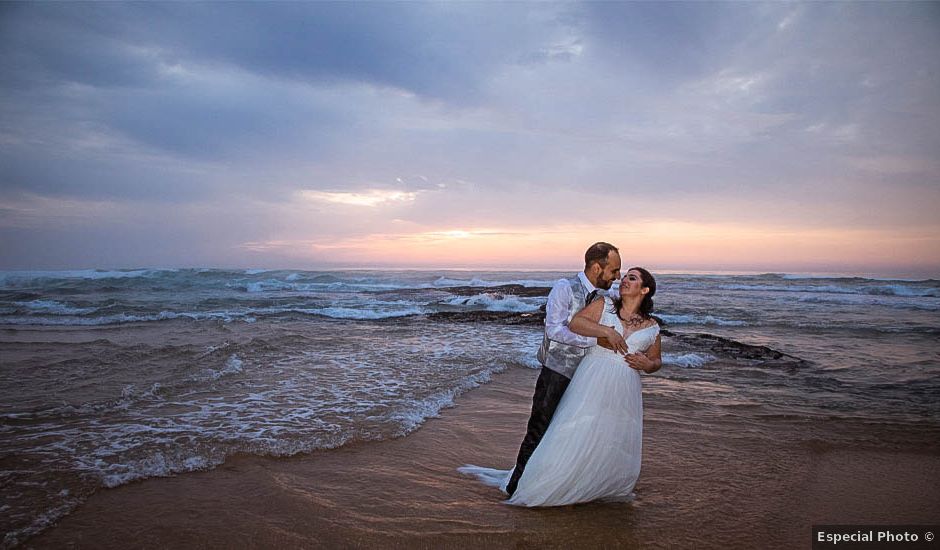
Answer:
[{"left": 459, "top": 242, "right": 662, "bottom": 506}]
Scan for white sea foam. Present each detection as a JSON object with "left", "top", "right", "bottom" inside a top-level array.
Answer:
[
  {"left": 0, "top": 269, "right": 167, "bottom": 285},
  {"left": 718, "top": 282, "right": 939, "bottom": 297},
  {"left": 780, "top": 273, "right": 936, "bottom": 283},
  {"left": 515, "top": 353, "right": 542, "bottom": 369},
  {"left": 443, "top": 293, "right": 542, "bottom": 313},
  {"left": 228, "top": 278, "right": 409, "bottom": 293},
  {"left": 388, "top": 366, "right": 506, "bottom": 433},
  {"left": 795, "top": 294, "right": 940, "bottom": 311},
  {"left": 0, "top": 301, "right": 435, "bottom": 326},
  {"left": 868, "top": 284, "right": 939, "bottom": 297},
  {"left": 718, "top": 283, "right": 848, "bottom": 293},
  {"left": 311, "top": 306, "right": 426, "bottom": 319},
  {"left": 658, "top": 314, "right": 746, "bottom": 326},
  {"left": 663, "top": 352, "right": 716, "bottom": 368},
  {"left": 0, "top": 310, "right": 256, "bottom": 326},
  {"left": 2, "top": 492, "right": 83, "bottom": 549},
  {"left": 432, "top": 276, "right": 553, "bottom": 288},
  {"left": 208, "top": 355, "right": 244, "bottom": 380},
  {"left": 12, "top": 299, "right": 98, "bottom": 315},
  {"left": 99, "top": 451, "right": 221, "bottom": 489},
  {"left": 239, "top": 279, "right": 296, "bottom": 293},
  {"left": 433, "top": 276, "right": 479, "bottom": 287}
]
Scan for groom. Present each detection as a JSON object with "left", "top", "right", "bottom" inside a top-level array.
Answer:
[{"left": 505, "top": 242, "right": 624, "bottom": 496}]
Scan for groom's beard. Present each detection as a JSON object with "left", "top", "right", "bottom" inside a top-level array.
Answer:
[{"left": 597, "top": 278, "right": 615, "bottom": 290}]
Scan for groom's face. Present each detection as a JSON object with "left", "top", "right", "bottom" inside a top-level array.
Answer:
[{"left": 592, "top": 251, "right": 622, "bottom": 290}]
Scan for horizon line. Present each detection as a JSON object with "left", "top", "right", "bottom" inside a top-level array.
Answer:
[{"left": 1, "top": 265, "right": 938, "bottom": 281}]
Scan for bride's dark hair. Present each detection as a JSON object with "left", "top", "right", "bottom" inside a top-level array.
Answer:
[{"left": 609, "top": 267, "right": 657, "bottom": 321}]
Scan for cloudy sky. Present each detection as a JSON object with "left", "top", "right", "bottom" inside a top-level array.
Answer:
[{"left": 1, "top": 2, "right": 938, "bottom": 276}]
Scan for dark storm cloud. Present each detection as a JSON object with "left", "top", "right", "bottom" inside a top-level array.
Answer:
[
  {"left": 0, "top": 2, "right": 545, "bottom": 100},
  {"left": 0, "top": 2, "right": 569, "bottom": 199}
]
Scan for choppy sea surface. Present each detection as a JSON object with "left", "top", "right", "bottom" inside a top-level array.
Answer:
[{"left": 1, "top": 268, "right": 938, "bottom": 547}]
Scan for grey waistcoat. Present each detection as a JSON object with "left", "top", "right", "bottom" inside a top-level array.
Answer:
[{"left": 536, "top": 275, "right": 593, "bottom": 379}]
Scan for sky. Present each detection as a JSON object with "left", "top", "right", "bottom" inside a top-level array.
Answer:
[{"left": 1, "top": 2, "right": 938, "bottom": 277}]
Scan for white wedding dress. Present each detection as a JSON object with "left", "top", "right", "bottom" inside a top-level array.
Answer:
[{"left": 459, "top": 296, "right": 659, "bottom": 507}]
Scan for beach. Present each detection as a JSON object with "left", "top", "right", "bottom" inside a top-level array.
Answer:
[
  {"left": 28, "top": 364, "right": 940, "bottom": 549},
  {"left": 2, "top": 269, "right": 939, "bottom": 548}
]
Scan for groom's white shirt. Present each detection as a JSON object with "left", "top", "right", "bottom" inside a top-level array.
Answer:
[{"left": 544, "top": 272, "right": 598, "bottom": 349}]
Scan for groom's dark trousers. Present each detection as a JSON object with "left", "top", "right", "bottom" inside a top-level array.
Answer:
[{"left": 505, "top": 366, "right": 571, "bottom": 496}]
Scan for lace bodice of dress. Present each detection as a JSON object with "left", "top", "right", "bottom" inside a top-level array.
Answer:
[{"left": 595, "top": 297, "right": 660, "bottom": 354}]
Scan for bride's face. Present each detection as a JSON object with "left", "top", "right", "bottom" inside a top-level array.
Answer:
[{"left": 619, "top": 270, "right": 648, "bottom": 300}]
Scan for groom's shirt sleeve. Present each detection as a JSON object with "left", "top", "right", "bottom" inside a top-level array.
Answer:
[{"left": 544, "top": 279, "right": 597, "bottom": 349}]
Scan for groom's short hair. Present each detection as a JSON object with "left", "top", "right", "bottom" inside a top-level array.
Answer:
[{"left": 584, "top": 242, "right": 619, "bottom": 268}]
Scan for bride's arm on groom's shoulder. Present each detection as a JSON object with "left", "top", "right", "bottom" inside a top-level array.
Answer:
[{"left": 570, "top": 301, "right": 627, "bottom": 353}]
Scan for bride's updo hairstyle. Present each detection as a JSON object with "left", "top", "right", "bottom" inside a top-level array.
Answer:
[{"left": 610, "top": 267, "right": 657, "bottom": 321}]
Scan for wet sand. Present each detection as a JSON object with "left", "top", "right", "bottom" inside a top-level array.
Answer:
[{"left": 29, "top": 366, "right": 940, "bottom": 549}]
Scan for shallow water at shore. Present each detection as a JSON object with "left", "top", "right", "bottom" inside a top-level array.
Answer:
[{"left": 26, "top": 366, "right": 940, "bottom": 550}]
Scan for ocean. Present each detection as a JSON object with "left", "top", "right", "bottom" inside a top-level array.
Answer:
[{"left": 1, "top": 268, "right": 938, "bottom": 547}]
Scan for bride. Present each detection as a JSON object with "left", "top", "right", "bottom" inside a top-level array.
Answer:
[{"left": 459, "top": 267, "right": 662, "bottom": 506}]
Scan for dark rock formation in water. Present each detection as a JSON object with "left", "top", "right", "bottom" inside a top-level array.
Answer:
[
  {"left": 426, "top": 311, "right": 544, "bottom": 325},
  {"left": 666, "top": 331, "right": 808, "bottom": 365},
  {"left": 443, "top": 285, "right": 551, "bottom": 298}
]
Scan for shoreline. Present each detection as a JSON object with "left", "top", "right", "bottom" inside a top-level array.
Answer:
[{"left": 25, "top": 365, "right": 940, "bottom": 549}]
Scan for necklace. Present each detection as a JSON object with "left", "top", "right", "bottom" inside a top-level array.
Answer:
[{"left": 618, "top": 310, "right": 646, "bottom": 328}]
